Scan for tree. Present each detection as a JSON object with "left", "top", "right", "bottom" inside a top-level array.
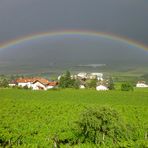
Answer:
[
  {"left": 121, "top": 83, "right": 134, "bottom": 91},
  {"left": 0, "top": 78, "right": 8, "bottom": 88},
  {"left": 76, "top": 107, "right": 127, "bottom": 145},
  {"left": 73, "top": 79, "right": 80, "bottom": 89},
  {"left": 108, "top": 77, "right": 115, "bottom": 90},
  {"left": 59, "top": 71, "right": 75, "bottom": 88},
  {"left": 86, "top": 78, "right": 97, "bottom": 89}
]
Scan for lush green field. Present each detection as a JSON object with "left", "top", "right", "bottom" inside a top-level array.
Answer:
[{"left": 0, "top": 88, "right": 148, "bottom": 147}]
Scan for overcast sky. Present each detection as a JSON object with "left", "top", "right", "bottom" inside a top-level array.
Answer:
[{"left": 0, "top": 0, "right": 148, "bottom": 45}]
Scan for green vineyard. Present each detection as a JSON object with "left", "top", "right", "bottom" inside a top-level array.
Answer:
[{"left": 0, "top": 88, "right": 148, "bottom": 147}]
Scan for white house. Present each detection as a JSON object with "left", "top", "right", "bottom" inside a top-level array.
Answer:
[
  {"left": 15, "top": 77, "right": 58, "bottom": 90},
  {"left": 9, "top": 83, "right": 16, "bottom": 87},
  {"left": 79, "top": 85, "right": 85, "bottom": 89},
  {"left": 32, "top": 80, "right": 47, "bottom": 90},
  {"left": 89, "top": 73, "right": 103, "bottom": 80},
  {"left": 16, "top": 78, "right": 34, "bottom": 88},
  {"left": 8, "top": 80, "right": 17, "bottom": 87},
  {"left": 77, "top": 72, "right": 87, "bottom": 79},
  {"left": 18, "top": 81, "right": 32, "bottom": 88},
  {"left": 136, "top": 81, "right": 148, "bottom": 88},
  {"left": 71, "top": 75, "right": 77, "bottom": 79},
  {"left": 96, "top": 85, "right": 108, "bottom": 91}
]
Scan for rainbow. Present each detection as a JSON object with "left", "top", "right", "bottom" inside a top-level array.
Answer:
[{"left": 0, "top": 30, "right": 148, "bottom": 50}]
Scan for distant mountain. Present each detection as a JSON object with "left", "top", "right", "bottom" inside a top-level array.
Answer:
[{"left": 0, "top": 35, "right": 148, "bottom": 74}]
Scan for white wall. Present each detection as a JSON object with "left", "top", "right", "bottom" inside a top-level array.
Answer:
[
  {"left": 32, "top": 82, "right": 47, "bottom": 90},
  {"left": 18, "top": 82, "right": 32, "bottom": 88},
  {"left": 79, "top": 85, "right": 85, "bottom": 89},
  {"left": 9, "top": 84, "right": 16, "bottom": 87},
  {"left": 96, "top": 85, "right": 108, "bottom": 91},
  {"left": 46, "top": 86, "right": 54, "bottom": 89},
  {"left": 136, "top": 83, "right": 148, "bottom": 88}
]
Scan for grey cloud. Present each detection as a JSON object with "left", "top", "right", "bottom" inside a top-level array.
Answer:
[{"left": 0, "top": 0, "right": 148, "bottom": 44}]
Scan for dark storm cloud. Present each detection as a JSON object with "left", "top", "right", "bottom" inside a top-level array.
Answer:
[{"left": 0, "top": 0, "right": 148, "bottom": 45}]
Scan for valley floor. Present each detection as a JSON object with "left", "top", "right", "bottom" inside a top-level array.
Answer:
[{"left": 0, "top": 88, "right": 148, "bottom": 147}]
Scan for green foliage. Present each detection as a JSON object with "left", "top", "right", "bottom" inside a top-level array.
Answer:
[
  {"left": 23, "top": 85, "right": 29, "bottom": 90},
  {"left": 73, "top": 79, "right": 81, "bottom": 89},
  {"left": 0, "top": 89, "right": 148, "bottom": 147},
  {"left": 108, "top": 77, "right": 115, "bottom": 90},
  {"left": 76, "top": 107, "right": 127, "bottom": 145},
  {"left": 0, "top": 74, "right": 21, "bottom": 88},
  {"left": 121, "top": 83, "right": 134, "bottom": 91},
  {"left": 118, "top": 140, "right": 148, "bottom": 147},
  {"left": 0, "top": 75, "right": 9, "bottom": 88},
  {"left": 86, "top": 79, "right": 97, "bottom": 89},
  {"left": 0, "top": 78, "right": 9, "bottom": 87},
  {"left": 59, "top": 71, "right": 76, "bottom": 88}
]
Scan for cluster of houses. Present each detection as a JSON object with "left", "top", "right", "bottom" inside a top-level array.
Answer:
[
  {"left": 8, "top": 72, "right": 148, "bottom": 91},
  {"left": 71, "top": 72, "right": 109, "bottom": 90},
  {"left": 9, "top": 72, "right": 109, "bottom": 91},
  {"left": 9, "top": 77, "right": 58, "bottom": 90},
  {"left": 72, "top": 72, "right": 103, "bottom": 81},
  {"left": 59, "top": 72, "right": 109, "bottom": 91}
]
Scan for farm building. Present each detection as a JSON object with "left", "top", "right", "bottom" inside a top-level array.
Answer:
[
  {"left": 10, "top": 77, "right": 58, "bottom": 90},
  {"left": 8, "top": 80, "right": 17, "bottom": 87},
  {"left": 88, "top": 73, "right": 103, "bottom": 80},
  {"left": 79, "top": 85, "right": 85, "bottom": 89},
  {"left": 31, "top": 80, "right": 47, "bottom": 90},
  {"left": 77, "top": 72, "right": 88, "bottom": 79},
  {"left": 77, "top": 72, "right": 103, "bottom": 81},
  {"left": 136, "top": 81, "right": 148, "bottom": 88},
  {"left": 96, "top": 85, "right": 108, "bottom": 91}
]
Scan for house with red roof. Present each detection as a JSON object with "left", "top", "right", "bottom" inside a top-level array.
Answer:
[{"left": 12, "top": 77, "right": 58, "bottom": 90}]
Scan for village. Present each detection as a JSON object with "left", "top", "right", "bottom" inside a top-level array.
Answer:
[{"left": 8, "top": 71, "right": 148, "bottom": 91}]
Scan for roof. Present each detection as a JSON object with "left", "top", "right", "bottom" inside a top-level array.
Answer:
[
  {"left": 9, "top": 80, "right": 17, "bottom": 84},
  {"left": 16, "top": 77, "right": 58, "bottom": 86},
  {"left": 16, "top": 77, "right": 50, "bottom": 85},
  {"left": 137, "top": 81, "right": 146, "bottom": 84},
  {"left": 47, "top": 82, "right": 58, "bottom": 86}
]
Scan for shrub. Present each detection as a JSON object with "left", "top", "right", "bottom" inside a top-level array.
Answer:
[
  {"left": 121, "top": 83, "right": 134, "bottom": 91},
  {"left": 108, "top": 77, "right": 115, "bottom": 90},
  {"left": 23, "top": 85, "right": 29, "bottom": 90},
  {"left": 76, "top": 106, "right": 128, "bottom": 146}
]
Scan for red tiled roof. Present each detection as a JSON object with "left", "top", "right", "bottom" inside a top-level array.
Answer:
[
  {"left": 16, "top": 77, "right": 58, "bottom": 86},
  {"left": 48, "top": 82, "right": 58, "bottom": 86},
  {"left": 16, "top": 77, "right": 50, "bottom": 85}
]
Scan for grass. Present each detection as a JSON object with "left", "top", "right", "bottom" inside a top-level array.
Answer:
[
  {"left": 0, "top": 88, "right": 148, "bottom": 147},
  {"left": 0, "top": 88, "right": 148, "bottom": 105}
]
